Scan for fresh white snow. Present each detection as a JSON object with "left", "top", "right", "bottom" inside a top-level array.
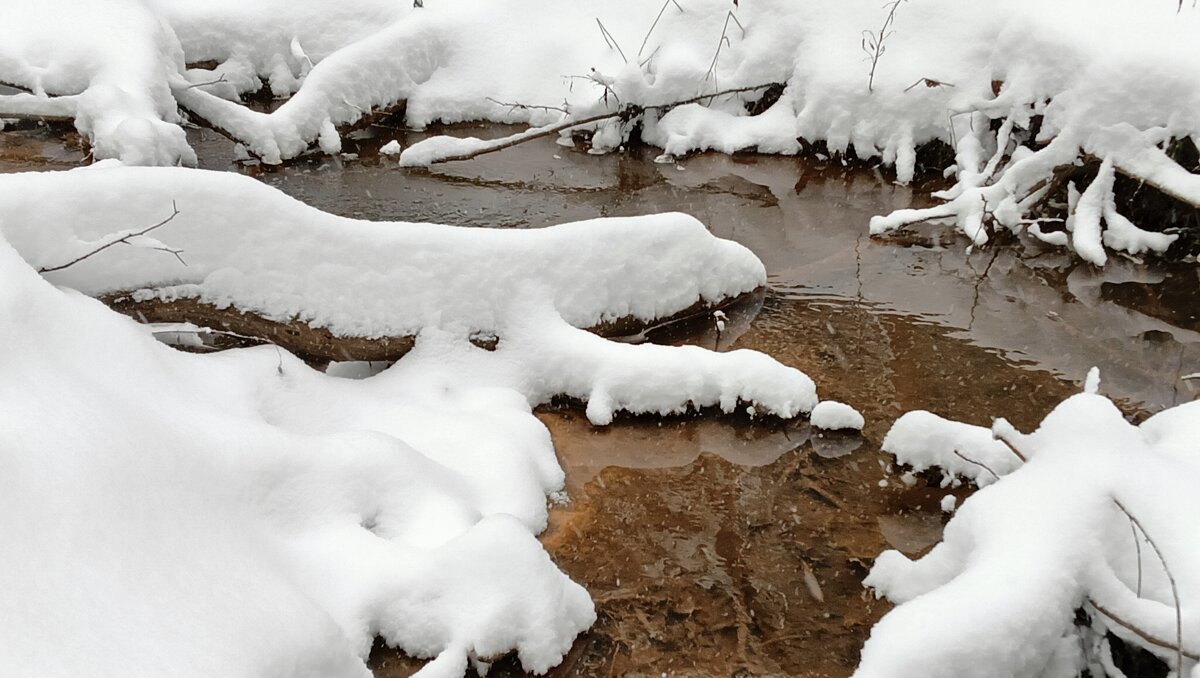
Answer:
[
  {"left": 3, "top": 1, "right": 1197, "bottom": 675},
  {"left": 810, "top": 400, "right": 865, "bottom": 432},
  {"left": 863, "top": 382, "right": 1200, "bottom": 678},
  {"left": 0, "top": 162, "right": 819, "bottom": 677},
  {"left": 3, "top": 0, "right": 1197, "bottom": 260}
]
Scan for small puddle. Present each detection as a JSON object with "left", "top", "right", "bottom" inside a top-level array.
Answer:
[{"left": 5, "top": 123, "right": 1197, "bottom": 676}]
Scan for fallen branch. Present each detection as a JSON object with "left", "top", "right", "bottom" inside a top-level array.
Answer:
[
  {"left": 38, "top": 203, "right": 183, "bottom": 273},
  {"left": 103, "top": 287, "right": 765, "bottom": 363},
  {"left": 0, "top": 92, "right": 78, "bottom": 123},
  {"left": 405, "top": 84, "right": 780, "bottom": 165}
]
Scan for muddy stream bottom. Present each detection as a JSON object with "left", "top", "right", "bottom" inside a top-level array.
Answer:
[{"left": 4, "top": 122, "right": 1198, "bottom": 677}]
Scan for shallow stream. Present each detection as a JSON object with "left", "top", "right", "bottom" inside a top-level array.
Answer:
[{"left": 3, "top": 122, "right": 1197, "bottom": 677}]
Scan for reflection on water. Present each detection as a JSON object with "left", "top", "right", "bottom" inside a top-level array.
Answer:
[{"left": 3, "top": 123, "right": 1196, "bottom": 676}]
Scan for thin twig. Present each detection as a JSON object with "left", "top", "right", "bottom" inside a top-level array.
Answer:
[
  {"left": 643, "top": 83, "right": 778, "bottom": 111},
  {"left": 703, "top": 11, "right": 746, "bottom": 88},
  {"left": 990, "top": 418, "right": 1029, "bottom": 462},
  {"left": 39, "top": 202, "right": 182, "bottom": 273},
  {"left": 1089, "top": 598, "right": 1198, "bottom": 661},
  {"left": 595, "top": 18, "right": 628, "bottom": 63},
  {"left": 638, "top": 0, "right": 684, "bottom": 58},
  {"left": 485, "top": 97, "right": 569, "bottom": 115},
  {"left": 1128, "top": 517, "right": 1143, "bottom": 597},
  {"left": 903, "top": 77, "right": 956, "bottom": 93},
  {"left": 862, "top": 0, "right": 906, "bottom": 93},
  {"left": 951, "top": 449, "right": 1001, "bottom": 481},
  {"left": 184, "top": 74, "right": 228, "bottom": 90},
  {"left": 1111, "top": 498, "right": 1185, "bottom": 675}
]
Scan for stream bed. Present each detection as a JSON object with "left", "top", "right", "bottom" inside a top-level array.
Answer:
[{"left": 4, "top": 122, "right": 1197, "bottom": 677}]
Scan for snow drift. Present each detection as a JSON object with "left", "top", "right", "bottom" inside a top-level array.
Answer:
[{"left": 0, "top": 163, "right": 821, "bottom": 677}]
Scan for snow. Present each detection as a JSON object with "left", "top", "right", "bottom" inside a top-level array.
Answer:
[
  {"left": 0, "top": 164, "right": 768, "bottom": 342},
  {"left": 861, "top": 383, "right": 1200, "bottom": 677},
  {"left": 4, "top": 0, "right": 1199, "bottom": 673},
  {"left": 810, "top": 400, "right": 864, "bottom": 432},
  {"left": 940, "top": 495, "right": 957, "bottom": 513},
  {"left": 0, "top": 162, "right": 820, "bottom": 676},
  {"left": 882, "top": 410, "right": 1021, "bottom": 487},
  {"left": 3, "top": 0, "right": 1196, "bottom": 258},
  {"left": 0, "top": 234, "right": 594, "bottom": 676}
]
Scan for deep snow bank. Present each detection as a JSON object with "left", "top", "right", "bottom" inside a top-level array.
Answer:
[
  {"left": 0, "top": 163, "right": 824, "bottom": 676},
  {"left": 0, "top": 234, "right": 594, "bottom": 677},
  {"left": 860, "top": 383, "right": 1200, "bottom": 678}
]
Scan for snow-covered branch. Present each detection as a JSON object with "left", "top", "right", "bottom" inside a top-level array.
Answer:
[{"left": 862, "top": 384, "right": 1200, "bottom": 677}]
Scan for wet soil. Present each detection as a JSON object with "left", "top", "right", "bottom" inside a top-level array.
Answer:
[{"left": 4, "top": 123, "right": 1197, "bottom": 677}]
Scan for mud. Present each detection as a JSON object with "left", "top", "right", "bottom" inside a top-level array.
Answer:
[{"left": 3, "top": 122, "right": 1196, "bottom": 677}]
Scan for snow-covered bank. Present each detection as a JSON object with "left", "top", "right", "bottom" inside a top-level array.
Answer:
[
  {"left": 5, "top": 0, "right": 1200, "bottom": 261},
  {"left": 859, "top": 380, "right": 1199, "bottom": 678},
  {"left": 0, "top": 162, "right": 826, "bottom": 676}
]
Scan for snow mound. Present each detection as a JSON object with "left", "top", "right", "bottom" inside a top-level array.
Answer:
[
  {"left": 0, "top": 235, "right": 593, "bottom": 677},
  {"left": 860, "top": 389, "right": 1200, "bottom": 678},
  {"left": 0, "top": 164, "right": 822, "bottom": 676},
  {"left": 810, "top": 400, "right": 864, "bottom": 431},
  {"left": 882, "top": 410, "right": 1022, "bottom": 487}
]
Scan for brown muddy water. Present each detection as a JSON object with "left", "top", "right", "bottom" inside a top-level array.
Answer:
[{"left": 3, "top": 122, "right": 1198, "bottom": 677}]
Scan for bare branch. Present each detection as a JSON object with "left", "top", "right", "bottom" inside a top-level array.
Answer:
[
  {"left": 638, "top": 0, "right": 684, "bottom": 59},
  {"left": 952, "top": 449, "right": 1001, "bottom": 481},
  {"left": 990, "top": 418, "right": 1029, "bottom": 462},
  {"left": 903, "top": 77, "right": 956, "bottom": 93},
  {"left": 39, "top": 202, "right": 183, "bottom": 273},
  {"left": 703, "top": 11, "right": 745, "bottom": 88},
  {"left": 485, "top": 97, "right": 569, "bottom": 115},
  {"left": 863, "top": 0, "right": 906, "bottom": 93},
  {"left": 1110, "top": 498, "right": 1185, "bottom": 675},
  {"left": 184, "top": 74, "right": 228, "bottom": 90},
  {"left": 1128, "top": 517, "right": 1143, "bottom": 597},
  {"left": 595, "top": 18, "right": 628, "bottom": 64},
  {"left": 1088, "top": 598, "right": 1198, "bottom": 662},
  {"left": 643, "top": 83, "right": 780, "bottom": 111}
]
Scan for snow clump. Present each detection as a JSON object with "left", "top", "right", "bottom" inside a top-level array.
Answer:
[
  {"left": 859, "top": 381, "right": 1200, "bottom": 678},
  {"left": 810, "top": 400, "right": 865, "bottom": 431}
]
